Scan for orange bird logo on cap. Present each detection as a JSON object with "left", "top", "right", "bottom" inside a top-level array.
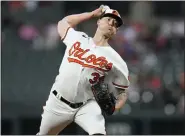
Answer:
[{"left": 112, "top": 10, "right": 119, "bottom": 16}]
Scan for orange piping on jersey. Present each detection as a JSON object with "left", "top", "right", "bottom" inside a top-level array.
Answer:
[
  {"left": 61, "top": 27, "right": 71, "bottom": 41},
  {"left": 68, "top": 41, "right": 113, "bottom": 72},
  {"left": 112, "top": 82, "right": 128, "bottom": 89}
]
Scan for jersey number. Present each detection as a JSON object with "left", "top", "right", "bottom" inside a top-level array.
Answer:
[
  {"left": 89, "top": 72, "right": 100, "bottom": 84},
  {"left": 89, "top": 72, "right": 106, "bottom": 84}
]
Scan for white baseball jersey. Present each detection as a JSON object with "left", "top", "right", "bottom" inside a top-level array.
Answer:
[{"left": 50, "top": 27, "right": 130, "bottom": 103}]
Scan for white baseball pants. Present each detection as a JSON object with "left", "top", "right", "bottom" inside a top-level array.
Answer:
[{"left": 37, "top": 92, "right": 106, "bottom": 135}]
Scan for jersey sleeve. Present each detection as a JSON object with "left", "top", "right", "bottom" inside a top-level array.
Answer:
[
  {"left": 112, "top": 76, "right": 129, "bottom": 90},
  {"left": 62, "top": 27, "right": 81, "bottom": 47},
  {"left": 111, "top": 74, "right": 130, "bottom": 99},
  {"left": 112, "top": 65, "right": 130, "bottom": 90}
]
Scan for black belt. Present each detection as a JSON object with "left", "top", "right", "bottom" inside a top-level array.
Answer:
[{"left": 52, "top": 90, "right": 83, "bottom": 109}]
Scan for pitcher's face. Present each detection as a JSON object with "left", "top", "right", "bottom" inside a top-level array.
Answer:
[{"left": 97, "top": 17, "right": 118, "bottom": 38}]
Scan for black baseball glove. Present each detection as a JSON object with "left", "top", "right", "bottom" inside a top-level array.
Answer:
[{"left": 91, "top": 77, "right": 116, "bottom": 116}]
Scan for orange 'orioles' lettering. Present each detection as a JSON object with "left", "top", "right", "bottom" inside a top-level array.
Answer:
[{"left": 68, "top": 41, "right": 113, "bottom": 72}]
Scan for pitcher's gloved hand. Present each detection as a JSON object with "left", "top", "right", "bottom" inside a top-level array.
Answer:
[{"left": 91, "top": 77, "right": 116, "bottom": 116}]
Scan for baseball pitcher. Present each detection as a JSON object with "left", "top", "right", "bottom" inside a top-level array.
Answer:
[{"left": 37, "top": 5, "right": 130, "bottom": 135}]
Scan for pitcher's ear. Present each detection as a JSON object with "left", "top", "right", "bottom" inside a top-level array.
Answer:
[{"left": 97, "top": 19, "right": 101, "bottom": 25}]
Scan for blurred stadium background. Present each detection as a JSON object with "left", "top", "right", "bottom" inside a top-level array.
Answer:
[{"left": 1, "top": 1, "right": 184, "bottom": 135}]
